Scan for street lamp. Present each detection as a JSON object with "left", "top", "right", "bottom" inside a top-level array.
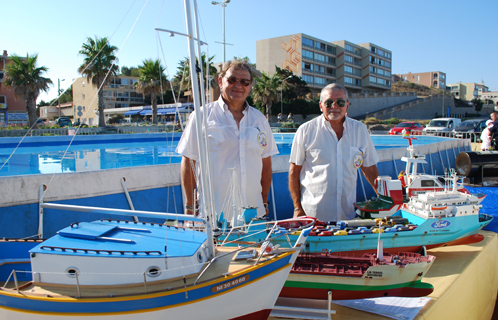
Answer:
[
  {"left": 280, "top": 76, "right": 293, "bottom": 117},
  {"left": 58, "top": 78, "right": 65, "bottom": 118},
  {"left": 212, "top": 0, "right": 231, "bottom": 64}
]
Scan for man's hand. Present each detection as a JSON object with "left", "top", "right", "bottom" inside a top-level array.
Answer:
[{"left": 293, "top": 207, "right": 306, "bottom": 218}]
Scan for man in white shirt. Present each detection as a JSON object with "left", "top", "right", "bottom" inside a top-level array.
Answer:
[
  {"left": 176, "top": 59, "right": 278, "bottom": 219},
  {"left": 289, "top": 83, "right": 379, "bottom": 221}
]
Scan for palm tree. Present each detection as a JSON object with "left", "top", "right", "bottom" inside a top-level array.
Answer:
[
  {"left": 251, "top": 72, "right": 281, "bottom": 120},
  {"left": 135, "top": 59, "right": 166, "bottom": 124},
  {"left": 3, "top": 54, "right": 52, "bottom": 127},
  {"left": 77, "top": 36, "right": 119, "bottom": 127},
  {"left": 173, "top": 53, "right": 217, "bottom": 97}
]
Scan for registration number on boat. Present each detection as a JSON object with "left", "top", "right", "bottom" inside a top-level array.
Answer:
[{"left": 211, "top": 275, "right": 250, "bottom": 293}]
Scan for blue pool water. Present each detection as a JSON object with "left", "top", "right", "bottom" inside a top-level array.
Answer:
[{"left": 0, "top": 134, "right": 448, "bottom": 177}]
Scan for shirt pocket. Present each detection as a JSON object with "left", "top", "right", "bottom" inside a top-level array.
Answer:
[
  {"left": 349, "top": 146, "right": 364, "bottom": 170},
  {"left": 245, "top": 127, "right": 267, "bottom": 154},
  {"left": 206, "top": 124, "right": 227, "bottom": 150}
]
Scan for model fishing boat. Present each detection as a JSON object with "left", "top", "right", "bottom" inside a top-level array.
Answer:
[
  {"left": 354, "top": 133, "right": 486, "bottom": 218},
  {"left": 280, "top": 251, "right": 435, "bottom": 300},
  {"left": 0, "top": 203, "right": 312, "bottom": 319},
  {"left": 222, "top": 169, "right": 492, "bottom": 256}
]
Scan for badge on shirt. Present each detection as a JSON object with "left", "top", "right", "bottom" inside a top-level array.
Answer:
[
  {"left": 258, "top": 131, "right": 268, "bottom": 148},
  {"left": 353, "top": 152, "right": 363, "bottom": 169}
]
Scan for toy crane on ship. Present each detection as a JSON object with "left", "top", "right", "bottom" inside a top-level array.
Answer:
[{"left": 355, "top": 130, "right": 486, "bottom": 218}]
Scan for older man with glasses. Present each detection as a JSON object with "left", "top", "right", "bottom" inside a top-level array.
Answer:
[
  {"left": 176, "top": 59, "right": 278, "bottom": 220},
  {"left": 289, "top": 83, "right": 379, "bottom": 221}
]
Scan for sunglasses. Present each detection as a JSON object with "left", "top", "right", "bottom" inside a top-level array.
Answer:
[
  {"left": 224, "top": 76, "right": 252, "bottom": 87},
  {"left": 323, "top": 98, "right": 347, "bottom": 108}
]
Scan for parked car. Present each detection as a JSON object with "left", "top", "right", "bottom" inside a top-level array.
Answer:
[
  {"left": 35, "top": 118, "right": 45, "bottom": 125},
  {"left": 56, "top": 117, "right": 72, "bottom": 127},
  {"left": 423, "top": 118, "right": 461, "bottom": 136},
  {"left": 453, "top": 119, "right": 488, "bottom": 142},
  {"left": 388, "top": 122, "right": 424, "bottom": 135}
]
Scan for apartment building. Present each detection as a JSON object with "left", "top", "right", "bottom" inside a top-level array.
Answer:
[
  {"left": 447, "top": 82, "right": 489, "bottom": 101},
  {"left": 0, "top": 50, "right": 28, "bottom": 125},
  {"left": 72, "top": 76, "right": 144, "bottom": 126},
  {"left": 394, "top": 71, "right": 446, "bottom": 90},
  {"left": 256, "top": 34, "right": 392, "bottom": 94}
]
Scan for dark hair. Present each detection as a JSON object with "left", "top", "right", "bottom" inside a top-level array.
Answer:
[{"left": 219, "top": 59, "right": 254, "bottom": 81}]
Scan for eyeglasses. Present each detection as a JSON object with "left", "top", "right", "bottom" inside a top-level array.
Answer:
[
  {"left": 224, "top": 76, "right": 252, "bottom": 87},
  {"left": 322, "top": 98, "right": 347, "bottom": 108}
]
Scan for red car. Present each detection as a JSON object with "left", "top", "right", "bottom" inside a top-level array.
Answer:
[{"left": 388, "top": 122, "right": 424, "bottom": 135}]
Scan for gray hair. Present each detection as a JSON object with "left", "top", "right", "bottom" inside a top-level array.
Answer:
[
  {"left": 219, "top": 59, "right": 254, "bottom": 81},
  {"left": 320, "top": 83, "right": 348, "bottom": 102}
]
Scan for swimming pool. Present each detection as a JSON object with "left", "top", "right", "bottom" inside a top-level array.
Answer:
[{"left": 0, "top": 133, "right": 450, "bottom": 177}]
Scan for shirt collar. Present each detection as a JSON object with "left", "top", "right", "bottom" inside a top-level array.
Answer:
[{"left": 217, "top": 95, "right": 249, "bottom": 113}]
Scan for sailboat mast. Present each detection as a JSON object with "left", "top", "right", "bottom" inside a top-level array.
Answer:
[
  {"left": 183, "top": 0, "right": 215, "bottom": 258},
  {"left": 192, "top": 0, "right": 217, "bottom": 227}
]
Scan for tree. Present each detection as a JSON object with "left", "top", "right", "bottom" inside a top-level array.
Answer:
[
  {"left": 173, "top": 54, "right": 217, "bottom": 98},
  {"left": 78, "top": 36, "right": 119, "bottom": 127},
  {"left": 275, "top": 66, "right": 311, "bottom": 99},
  {"left": 3, "top": 54, "right": 52, "bottom": 127},
  {"left": 251, "top": 72, "right": 281, "bottom": 120},
  {"left": 121, "top": 66, "right": 140, "bottom": 77},
  {"left": 471, "top": 98, "right": 484, "bottom": 112},
  {"left": 135, "top": 59, "right": 166, "bottom": 125}
]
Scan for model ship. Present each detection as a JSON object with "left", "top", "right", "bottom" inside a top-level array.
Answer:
[{"left": 354, "top": 133, "right": 486, "bottom": 218}]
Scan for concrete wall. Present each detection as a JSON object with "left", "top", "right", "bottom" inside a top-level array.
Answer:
[{"left": 347, "top": 92, "right": 417, "bottom": 118}]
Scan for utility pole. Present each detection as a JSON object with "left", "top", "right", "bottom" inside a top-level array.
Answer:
[{"left": 58, "top": 78, "right": 65, "bottom": 118}]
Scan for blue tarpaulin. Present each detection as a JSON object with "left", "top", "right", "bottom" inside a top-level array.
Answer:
[{"left": 467, "top": 185, "right": 498, "bottom": 233}]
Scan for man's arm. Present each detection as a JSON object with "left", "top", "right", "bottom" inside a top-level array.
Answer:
[
  {"left": 361, "top": 164, "right": 379, "bottom": 195},
  {"left": 261, "top": 156, "right": 272, "bottom": 216},
  {"left": 289, "top": 162, "right": 305, "bottom": 217},
  {"left": 181, "top": 156, "right": 197, "bottom": 215}
]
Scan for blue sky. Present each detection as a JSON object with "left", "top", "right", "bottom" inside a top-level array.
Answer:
[{"left": 3, "top": 0, "right": 497, "bottom": 103}]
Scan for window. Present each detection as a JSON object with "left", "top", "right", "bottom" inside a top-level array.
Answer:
[
  {"left": 302, "top": 50, "right": 313, "bottom": 60},
  {"left": 345, "top": 66, "right": 353, "bottom": 74},
  {"left": 344, "top": 77, "right": 353, "bottom": 84},
  {"left": 0, "top": 96, "right": 5, "bottom": 103},
  {"left": 315, "top": 41, "right": 326, "bottom": 51},
  {"left": 326, "top": 56, "right": 336, "bottom": 65},
  {"left": 315, "top": 77, "right": 326, "bottom": 86},
  {"left": 82, "top": 81, "right": 85, "bottom": 87},
  {"left": 370, "top": 76, "right": 377, "bottom": 83},
  {"left": 433, "top": 73, "right": 438, "bottom": 79},
  {"left": 315, "top": 65, "right": 325, "bottom": 74},
  {"left": 326, "top": 68, "right": 336, "bottom": 76},
  {"left": 302, "top": 62, "right": 313, "bottom": 72},
  {"left": 315, "top": 53, "right": 325, "bottom": 63},
  {"left": 345, "top": 44, "right": 355, "bottom": 53},
  {"left": 417, "top": 75, "right": 420, "bottom": 82},
  {"left": 302, "top": 74, "right": 314, "bottom": 84},
  {"left": 345, "top": 55, "right": 353, "bottom": 64},
  {"left": 326, "top": 45, "right": 336, "bottom": 55},
  {"left": 302, "top": 38, "right": 313, "bottom": 48},
  {"left": 434, "top": 80, "right": 438, "bottom": 86},
  {"left": 82, "top": 93, "right": 85, "bottom": 99},
  {"left": 0, "top": 71, "right": 4, "bottom": 80}
]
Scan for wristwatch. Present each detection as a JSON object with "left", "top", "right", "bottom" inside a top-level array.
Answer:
[{"left": 263, "top": 203, "right": 269, "bottom": 209}]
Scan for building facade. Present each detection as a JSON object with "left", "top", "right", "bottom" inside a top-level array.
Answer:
[
  {"left": 256, "top": 34, "right": 392, "bottom": 94},
  {"left": 447, "top": 82, "right": 489, "bottom": 101},
  {"left": 72, "top": 76, "right": 144, "bottom": 126},
  {"left": 0, "top": 50, "right": 28, "bottom": 125},
  {"left": 394, "top": 71, "right": 446, "bottom": 90}
]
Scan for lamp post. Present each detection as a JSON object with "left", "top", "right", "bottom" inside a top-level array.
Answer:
[
  {"left": 280, "top": 76, "right": 293, "bottom": 116},
  {"left": 212, "top": 0, "right": 230, "bottom": 64},
  {"left": 58, "top": 78, "right": 65, "bottom": 118}
]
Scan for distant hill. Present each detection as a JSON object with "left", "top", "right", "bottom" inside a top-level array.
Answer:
[{"left": 391, "top": 81, "right": 444, "bottom": 97}]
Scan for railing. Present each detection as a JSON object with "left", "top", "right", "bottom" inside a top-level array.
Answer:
[{"left": 0, "top": 125, "right": 182, "bottom": 137}]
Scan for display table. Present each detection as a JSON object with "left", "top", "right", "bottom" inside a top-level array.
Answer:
[{"left": 270, "top": 230, "right": 498, "bottom": 320}]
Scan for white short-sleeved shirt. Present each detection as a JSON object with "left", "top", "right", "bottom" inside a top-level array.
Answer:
[
  {"left": 176, "top": 96, "right": 278, "bottom": 219},
  {"left": 290, "top": 115, "right": 379, "bottom": 221}
]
